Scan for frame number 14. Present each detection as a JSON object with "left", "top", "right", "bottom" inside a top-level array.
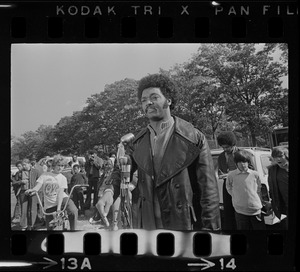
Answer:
[{"left": 220, "top": 258, "right": 236, "bottom": 270}]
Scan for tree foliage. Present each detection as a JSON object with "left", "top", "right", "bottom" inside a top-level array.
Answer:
[
  {"left": 11, "top": 43, "right": 288, "bottom": 163},
  {"left": 171, "top": 43, "right": 288, "bottom": 146}
]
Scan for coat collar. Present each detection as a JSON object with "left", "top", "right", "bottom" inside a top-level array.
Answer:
[{"left": 132, "top": 116, "right": 200, "bottom": 187}]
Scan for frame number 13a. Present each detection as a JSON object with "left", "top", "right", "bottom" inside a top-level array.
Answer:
[{"left": 61, "top": 258, "right": 91, "bottom": 270}]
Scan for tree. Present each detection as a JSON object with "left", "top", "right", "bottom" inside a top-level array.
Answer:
[
  {"left": 11, "top": 125, "right": 55, "bottom": 163},
  {"left": 78, "top": 78, "right": 147, "bottom": 153},
  {"left": 176, "top": 43, "right": 288, "bottom": 146},
  {"left": 12, "top": 43, "right": 288, "bottom": 162}
]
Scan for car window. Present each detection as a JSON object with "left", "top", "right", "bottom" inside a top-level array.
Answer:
[
  {"left": 244, "top": 151, "right": 256, "bottom": 171},
  {"left": 260, "top": 154, "right": 272, "bottom": 175}
]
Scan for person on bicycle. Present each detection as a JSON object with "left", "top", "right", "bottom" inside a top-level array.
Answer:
[{"left": 25, "top": 155, "right": 78, "bottom": 230}]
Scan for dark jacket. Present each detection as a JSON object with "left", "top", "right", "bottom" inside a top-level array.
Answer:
[
  {"left": 131, "top": 116, "right": 221, "bottom": 231},
  {"left": 18, "top": 168, "right": 40, "bottom": 190},
  {"left": 268, "top": 164, "right": 288, "bottom": 219},
  {"left": 61, "top": 167, "right": 73, "bottom": 185},
  {"left": 85, "top": 156, "right": 103, "bottom": 179},
  {"left": 218, "top": 150, "right": 236, "bottom": 174},
  {"left": 11, "top": 170, "right": 23, "bottom": 194}
]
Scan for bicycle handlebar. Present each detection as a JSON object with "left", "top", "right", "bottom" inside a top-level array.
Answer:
[{"left": 29, "top": 184, "right": 89, "bottom": 216}]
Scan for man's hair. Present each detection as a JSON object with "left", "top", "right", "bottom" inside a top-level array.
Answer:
[
  {"left": 271, "top": 146, "right": 289, "bottom": 160},
  {"left": 137, "top": 74, "right": 177, "bottom": 110},
  {"left": 52, "top": 155, "right": 64, "bottom": 167},
  {"left": 72, "top": 164, "right": 80, "bottom": 169},
  {"left": 15, "top": 160, "right": 22, "bottom": 167},
  {"left": 217, "top": 131, "right": 237, "bottom": 146},
  {"left": 89, "top": 150, "right": 96, "bottom": 155},
  {"left": 22, "top": 158, "right": 31, "bottom": 164},
  {"left": 233, "top": 150, "right": 251, "bottom": 164}
]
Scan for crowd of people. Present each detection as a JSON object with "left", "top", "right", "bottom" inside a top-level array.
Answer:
[
  {"left": 10, "top": 152, "right": 119, "bottom": 230},
  {"left": 11, "top": 73, "right": 289, "bottom": 231},
  {"left": 216, "top": 131, "right": 288, "bottom": 230}
]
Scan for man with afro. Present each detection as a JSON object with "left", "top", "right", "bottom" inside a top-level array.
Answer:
[
  {"left": 217, "top": 131, "right": 240, "bottom": 231},
  {"left": 98, "top": 74, "right": 221, "bottom": 231}
]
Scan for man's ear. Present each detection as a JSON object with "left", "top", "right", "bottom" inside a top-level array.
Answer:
[{"left": 167, "top": 99, "right": 172, "bottom": 105}]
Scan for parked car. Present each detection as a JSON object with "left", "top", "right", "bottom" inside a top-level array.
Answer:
[
  {"left": 63, "top": 156, "right": 86, "bottom": 165},
  {"left": 210, "top": 147, "right": 285, "bottom": 226}
]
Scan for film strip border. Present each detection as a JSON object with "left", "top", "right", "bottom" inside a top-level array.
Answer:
[
  {"left": 10, "top": 230, "right": 284, "bottom": 257},
  {"left": 4, "top": 230, "right": 290, "bottom": 270},
  {"left": 1, "top": 2, "right": 298, "bottom": 41}
]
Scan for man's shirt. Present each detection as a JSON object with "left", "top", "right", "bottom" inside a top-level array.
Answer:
[
  {"left": 147, "top": 117, "right": 175, "bottom": 228},
  {"left": 37, "top": 172, "right": 68, "bottom": 210}
]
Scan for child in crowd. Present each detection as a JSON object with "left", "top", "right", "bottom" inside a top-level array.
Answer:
[
  {"left": 25, "top": 155, "right": 78, "bottom": 230},
  {"left": 70, "top": 164, "right": 88, "bottom": 215},
  {"left": 226, "top": 150, "right": 265, "bottom": 230}
]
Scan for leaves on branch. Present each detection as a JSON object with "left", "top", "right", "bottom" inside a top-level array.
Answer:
[{"left": 11, "top": 43, "right": 288, "bottom": 162}]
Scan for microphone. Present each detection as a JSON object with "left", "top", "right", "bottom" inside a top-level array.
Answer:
[{"left": 120, "top": 133, "right": 135, "bottom": 145}]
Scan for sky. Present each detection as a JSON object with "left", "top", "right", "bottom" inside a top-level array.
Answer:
[
  {"left": 11, "top": 43, "right": 287, "bottom": 139},
  {"left": 11, "top": 43, "right": 201, "bottom": 138}
]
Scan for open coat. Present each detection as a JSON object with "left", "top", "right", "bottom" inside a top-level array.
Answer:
[{"left": 131, "top": 116, "right": 221, "bottom": 231}]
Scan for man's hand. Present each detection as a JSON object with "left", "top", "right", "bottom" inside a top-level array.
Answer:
[
  {"left": 98, "top": 190, "right": 114, "bottom": 218},
  {"left": 25, "top": 189, "right": 34, "bottom": 195}
]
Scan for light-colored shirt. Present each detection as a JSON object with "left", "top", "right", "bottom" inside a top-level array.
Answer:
[
  {"left": 147, "top": 117, "right": 175, "bottom": 228},
  {"left": 148, "top": 117, "right": 175, "bottom": 174},
  {"left": 37, "top": 172, "right": 68, "bottom": 209},
  {"left": 226, "top": 168, "right": 262, "bottom": 216}
]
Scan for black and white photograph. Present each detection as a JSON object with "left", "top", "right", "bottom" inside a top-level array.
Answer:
[{"left": 10, "top": 43, "right": 288, "bottom": 234}]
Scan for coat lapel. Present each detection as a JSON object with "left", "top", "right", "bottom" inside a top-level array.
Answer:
[
  {"left": 132, "top": 132, "right": 154, "bottom": 178},
  {"left": 133, "top": 117, "right": 201, "bottom": 187},
  {"left": 155, "top": 133, "right": 200, "bottom": 188}
]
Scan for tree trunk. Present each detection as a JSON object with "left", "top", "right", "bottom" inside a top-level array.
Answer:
[
  {"left": 251, "top": 132, "right": 257, "bottom": 146},
  {"left": 212, "top": 128, "right": 219, "bottom": 149}
]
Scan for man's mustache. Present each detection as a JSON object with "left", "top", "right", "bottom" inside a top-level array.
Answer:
[{"left": 145, "top": 105, "right": 156, "bottom": 112}]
